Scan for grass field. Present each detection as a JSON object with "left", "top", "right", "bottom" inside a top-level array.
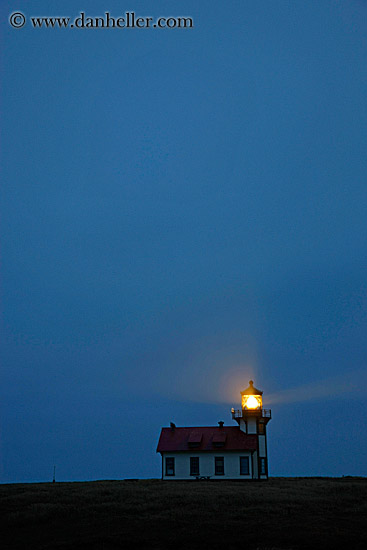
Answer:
[{"left": 1, "top": 477, "right": 366, "bottom": 549}]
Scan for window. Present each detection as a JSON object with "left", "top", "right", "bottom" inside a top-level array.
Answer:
[
  {"left": 215, "top": 456, "right": 224, "bottom": 476},
  {"left": 190, "top": 457, "right": 200, "bottom": 476},
  {"left": 240, "top": 456, "right": 250, "bottom": 475},
  {"left": 165, "top": 457, "right": 175, "bottom": 476},
  {"left": 258, "top": 422, "right": 265, "bottom": 435},
  {"left": 212, "top": 432, "right": 226, "bottom": 448},
  {"left": 260, "top": 457, "right": 267, "bottom": 475},
  {"left": 188, "top": 432, "right": 202, "bottom": 448}
]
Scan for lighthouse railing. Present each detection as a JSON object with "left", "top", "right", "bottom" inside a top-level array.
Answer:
[{"left": 231, "top": 409, "right": 272, "bottom": 419}]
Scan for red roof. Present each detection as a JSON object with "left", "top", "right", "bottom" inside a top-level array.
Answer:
[{"left": 156, "top": 426, "right": 257, "bottom": 453}]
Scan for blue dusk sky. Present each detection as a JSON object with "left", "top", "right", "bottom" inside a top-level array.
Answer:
[{"left": 1, "top": 0, "right": 367, "bottom": 482}]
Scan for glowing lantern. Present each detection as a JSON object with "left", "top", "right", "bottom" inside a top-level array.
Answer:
[
  {"left": 242, "top": 394, "right": 262, "bottom": 410},
  {"left": 241, "top": 380, "right": 263, "bottom": 411}
]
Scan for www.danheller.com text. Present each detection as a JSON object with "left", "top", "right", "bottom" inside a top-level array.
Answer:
[{"left": 9, "top": 11, "right": 194, "bottom": 30}]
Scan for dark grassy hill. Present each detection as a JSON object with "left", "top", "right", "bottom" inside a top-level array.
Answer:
[{"left": 1, "top": 477, "right": 366, "bottom": 549}]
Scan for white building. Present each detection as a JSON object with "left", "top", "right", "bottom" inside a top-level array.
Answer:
[{"left": 156, "top": 381, "right": 271, "bottom": 480}]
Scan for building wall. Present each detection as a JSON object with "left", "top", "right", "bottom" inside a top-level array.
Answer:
[
  {"left": 252, "top": 450, "right": 258, "bottom": 478},
  {"left": 161, "top": 451, "right": 253, "bottom": 480},
  {"left": 247, "top": 418, "right": 257, "bottom": 434},
  {"left": 258, "top": 435, "right": 266, "bottom": 457}
]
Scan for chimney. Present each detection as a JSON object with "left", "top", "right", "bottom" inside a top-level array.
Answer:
[
  {"left": 170, "top": 422, "right": 176, "bottom": 431},
  {"left": 218, "top": 421, "right": 224, "bottom": 428}
]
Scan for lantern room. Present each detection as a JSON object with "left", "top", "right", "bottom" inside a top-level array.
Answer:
[
  {"left": 231, "top": 380, "right": 271, "bottom": 424},
  {"left": 241, "top": 380, "right": 263, "bottom": 411}
]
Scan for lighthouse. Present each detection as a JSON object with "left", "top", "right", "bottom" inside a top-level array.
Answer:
[
  {"left": 157, "top": 379, "right": 271, "bottom": 480},
  {"left": 231, "top": 380, "right": 272, "bottom": 479}
]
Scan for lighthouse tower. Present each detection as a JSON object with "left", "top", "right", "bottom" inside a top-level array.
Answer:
[{"left": 231, "top": 380, "right": 271, "bottom": 479}]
